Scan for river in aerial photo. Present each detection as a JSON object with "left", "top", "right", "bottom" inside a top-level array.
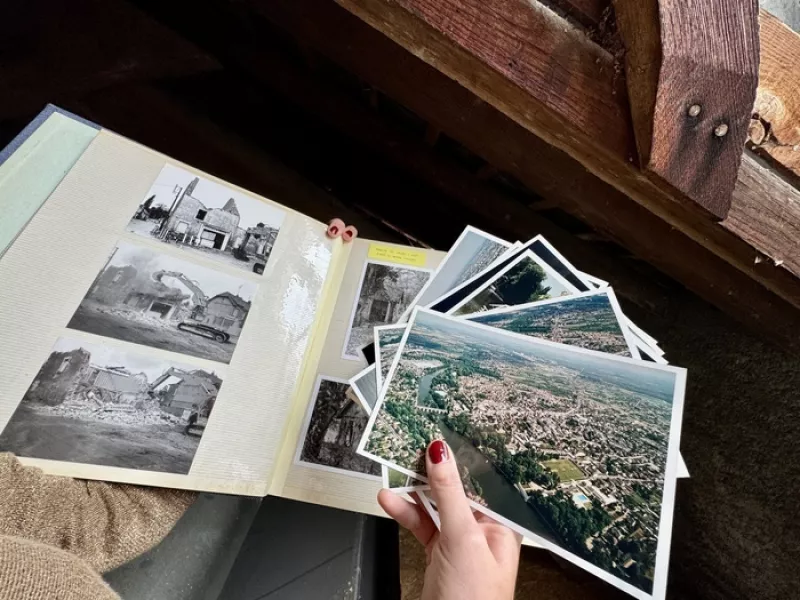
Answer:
[{"left": 438, "top": 422, "right": 560, "bottom": 545}]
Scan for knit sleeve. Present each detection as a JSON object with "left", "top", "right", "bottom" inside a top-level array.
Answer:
[{"left": 0, "top": 453, "right": 196, "bottom": 572}]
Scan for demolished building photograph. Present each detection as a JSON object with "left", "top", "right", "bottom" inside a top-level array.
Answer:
[
  {"left": 126, "top": 163, "right": 285, "bottom": 275},
  {"left": 67, "top": 241, "right": 257, "bottom": 363},
  {"left": 0, "top": 337, "right": 223, "bottom": 474}
]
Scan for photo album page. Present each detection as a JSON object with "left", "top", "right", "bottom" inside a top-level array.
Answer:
[
  {"left": 0, "top": 129, "right": 346, "bottom": 496},
  {"left": 269, "top": 239, "right": 444, "bottom": 516}
]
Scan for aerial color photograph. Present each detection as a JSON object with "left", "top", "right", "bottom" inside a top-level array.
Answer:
[{"left": 360, "top": 309, "right": 684, "bottom": 595}]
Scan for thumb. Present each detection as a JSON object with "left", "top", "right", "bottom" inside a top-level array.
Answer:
[{"left": 426, "top": 440, "right": 477, "bottom": 537}]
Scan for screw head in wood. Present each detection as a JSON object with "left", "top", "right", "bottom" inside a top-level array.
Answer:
[
  {"left": 714, "top": 123, "right": 729, "bottom": 137},
  {"left": 687, "top": 104, "right": 702, "bottom": 118}
]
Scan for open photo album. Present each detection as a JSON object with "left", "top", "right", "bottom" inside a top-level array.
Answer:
[{"left": 0, "top": 107, "right": 688, "bottom": 600}]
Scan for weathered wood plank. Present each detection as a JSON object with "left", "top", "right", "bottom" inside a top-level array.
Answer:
[
  {"left": 324, "top": 0, "right": 800, "bottom": 293},
  {"left": 541, "top": 0, "right": 610, "bottom": 28},
  {"left": 724, "top": 153, "right": 800, "bottom": 270},
  {"left": 240, "top": 0, "right": 800, "bottom": 351},
  {"left": 614, "top": 0, "right": 760, "bottom": 219},
  {"left": 751, "top": 10, "right": 800, "bottom": 182},
  {"left": 376, "top": 0, "right": 635, "bottom": 162}
]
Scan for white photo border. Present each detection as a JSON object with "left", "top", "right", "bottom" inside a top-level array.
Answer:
[
  {"left": 293, "top": 374, "right": 381, "bottom": 482},
  {"left": 356, "top": 307, "right": 688, "bottom": 600},
  {"left": 444, "top": 249, "right": 581, "bottom": 316},
  {"left": 348, "top": 364, "right": 378, "bottom": 414},
  {"left": 373, "top": 324, "right": 407, "bottom": 397},
  {"left": 458, "top": 287, "right": 642, "bottom": 360},
  {"left": 398, "top": 226, "right": 513, "bottom": 323},
  {"left": 341, "top": 259, "right": 432, "bottom": 361}
]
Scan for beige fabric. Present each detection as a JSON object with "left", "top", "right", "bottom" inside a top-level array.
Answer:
[{"left": 0, "top": 453, "right": 196, "bottom": 599}]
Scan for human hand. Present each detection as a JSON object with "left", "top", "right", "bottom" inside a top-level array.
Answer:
[{"left": 378, "top": 440, "right": 522, "bottom": 600}]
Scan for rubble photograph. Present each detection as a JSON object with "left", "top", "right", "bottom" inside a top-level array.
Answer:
[
  {"left": 360, "top": 309, "right": 683, "bottom": 595},
  {"left": 342, "top": 261, "right": 431, "bottom": 359},
  {"left": 67, "top": 242, "right": 257, "bottom": 364},
  {"left": 296, "top": 377, "right": 380, "bottom": 478},
  {"left": 126, "top": 163, "right": 284, "bottom": 275},
  {"left": 466, "top": 290, "right": 637, "bottom": 356},
  {"left": 450, "top": 251, "right": 576, "bottom": 316},
  {"left": 0, "top": 337, "right": 223, "bottom": 474}
]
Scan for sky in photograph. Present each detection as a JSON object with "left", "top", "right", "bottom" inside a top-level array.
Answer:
[
  {"left": 470, "top": 290, "right": 612, "bottom": 322},
  {"left": 422, "top": 232, "right": 508, "bottom": 302},
  {"left": 51, "top": 337, "right": 219, "bottom": 381},
  {"left": 414, "top": 309, "right": 678, "bottom": 401},
  {"left": 140, "top": 163, "right": 285, "bottom": 230},
  {"left": 106, "top": 242, "right": 257, "bottom": 302}
]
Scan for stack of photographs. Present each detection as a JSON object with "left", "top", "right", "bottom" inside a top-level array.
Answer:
[{"left": 348, "top": 226, "right": 687, "bottom": 600}]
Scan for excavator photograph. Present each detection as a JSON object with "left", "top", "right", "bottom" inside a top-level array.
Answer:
[
  {"left": 67, "top": 242, "right": 256, "bottom": 364},
  {"left": 152, "top": 270, "right": 234, "bottom": 343}
]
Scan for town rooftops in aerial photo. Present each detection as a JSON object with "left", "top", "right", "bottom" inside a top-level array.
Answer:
[{"left": 360, "top": 308, "right": 685, "bottom": 596}]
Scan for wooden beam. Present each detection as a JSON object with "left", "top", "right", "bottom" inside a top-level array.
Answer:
[
  {"left": 614, "top": 0, "right": 760, "bottom": 219},
  {"left": 307, "top": 0, "right": 800, "bottom": 286},
  {"left": 751, "top": 10, "right": 800, "bottom": 183},
  {"left": 541, "top": 0, "right": 609, "bottom": 29},
  {"left": 239, "top": 0, "right": 800, "bottom": 351}
]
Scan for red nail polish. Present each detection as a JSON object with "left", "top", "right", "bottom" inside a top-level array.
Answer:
[
  {"left": 327, "top": 218, "right": 345, "bottom": 239},
  {"left": 429, "top": 440, "right": 448, "bottom": 464},
  {"left": 342, "top": 225, "right": 358, "bottom": 242}
]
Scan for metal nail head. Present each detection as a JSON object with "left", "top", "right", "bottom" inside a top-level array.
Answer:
[
  {"left": 714, "top": 123, "right": 729, "bottom": 137},
  {"left": 688, "top": 104, "right": 702, "bottom": 118}
]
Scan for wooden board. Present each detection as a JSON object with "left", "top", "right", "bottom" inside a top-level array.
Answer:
[
  {"left": 314, "top": 0, "right": 800, "bottom": 292},
  {"left": 226, "top": 0, "right": 800, "bottom": 352},
  {"left": 751, "top": 10, "right": 800, "bottom": 182},
  {"left": 615, "top": 0, "right": 760, "bottom": 219}
]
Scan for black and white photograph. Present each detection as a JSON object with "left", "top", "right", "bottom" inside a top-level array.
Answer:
[
  {"left": 67, "top": 242, "right": 257, "bottom": 364},
  {"left": 359, "top": 308, "right": 686, "bottom": 600},
  {"left": 0, "top": 337, "right": 223, "bottom": 474},
  {"left": 296, "top": 376, "right": 380, "bottom": 479},
  {"left": 126, "top": 164, "right": 285, "bottom": 275},
  {"left": 342, "top": 260, "right": 431, "bottom": 359},
  {"left": 448, "top": 251, "right": 579, "bottom": 316},
  {"left": 408, "top": 226, "right": 511, "bottom": 314}
]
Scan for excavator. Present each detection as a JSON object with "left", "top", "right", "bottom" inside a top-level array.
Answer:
[
  {"left": 148, "top": 367, "right": 212, "bottom": 437},
  {"left": 152, "top": 271, "right": 231, "bottom": 343}
]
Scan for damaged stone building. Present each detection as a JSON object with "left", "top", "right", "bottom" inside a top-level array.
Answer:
[
  {"left": 158, "top": 176, "right": 240, "bottom": 251},
  {"left": 23, "top": 348, "right": 148, "bottom": 407},
  {"left": 196, "top": 292, "right": 251, "bottom": 343},
  {"left": 88, "top": 264, "right": 191, "bottom": 322},
  {"left": 151, "top": 368, "right": 220, "bottom": 418}
]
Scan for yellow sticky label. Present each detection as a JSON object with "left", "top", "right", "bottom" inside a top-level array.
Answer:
[{"left": 368, "top": 244, "right": 427, "bottom": 267}]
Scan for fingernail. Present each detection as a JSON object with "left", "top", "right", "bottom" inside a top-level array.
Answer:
[
  {"left": 327, "top": 219, "right": 345, "bottom": 238},
  {"left": 342, "top": 225, "right": 358, "bottom": 242},
  {"left": 429, "top": 440, "right": 448, "bottom": 464}
]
